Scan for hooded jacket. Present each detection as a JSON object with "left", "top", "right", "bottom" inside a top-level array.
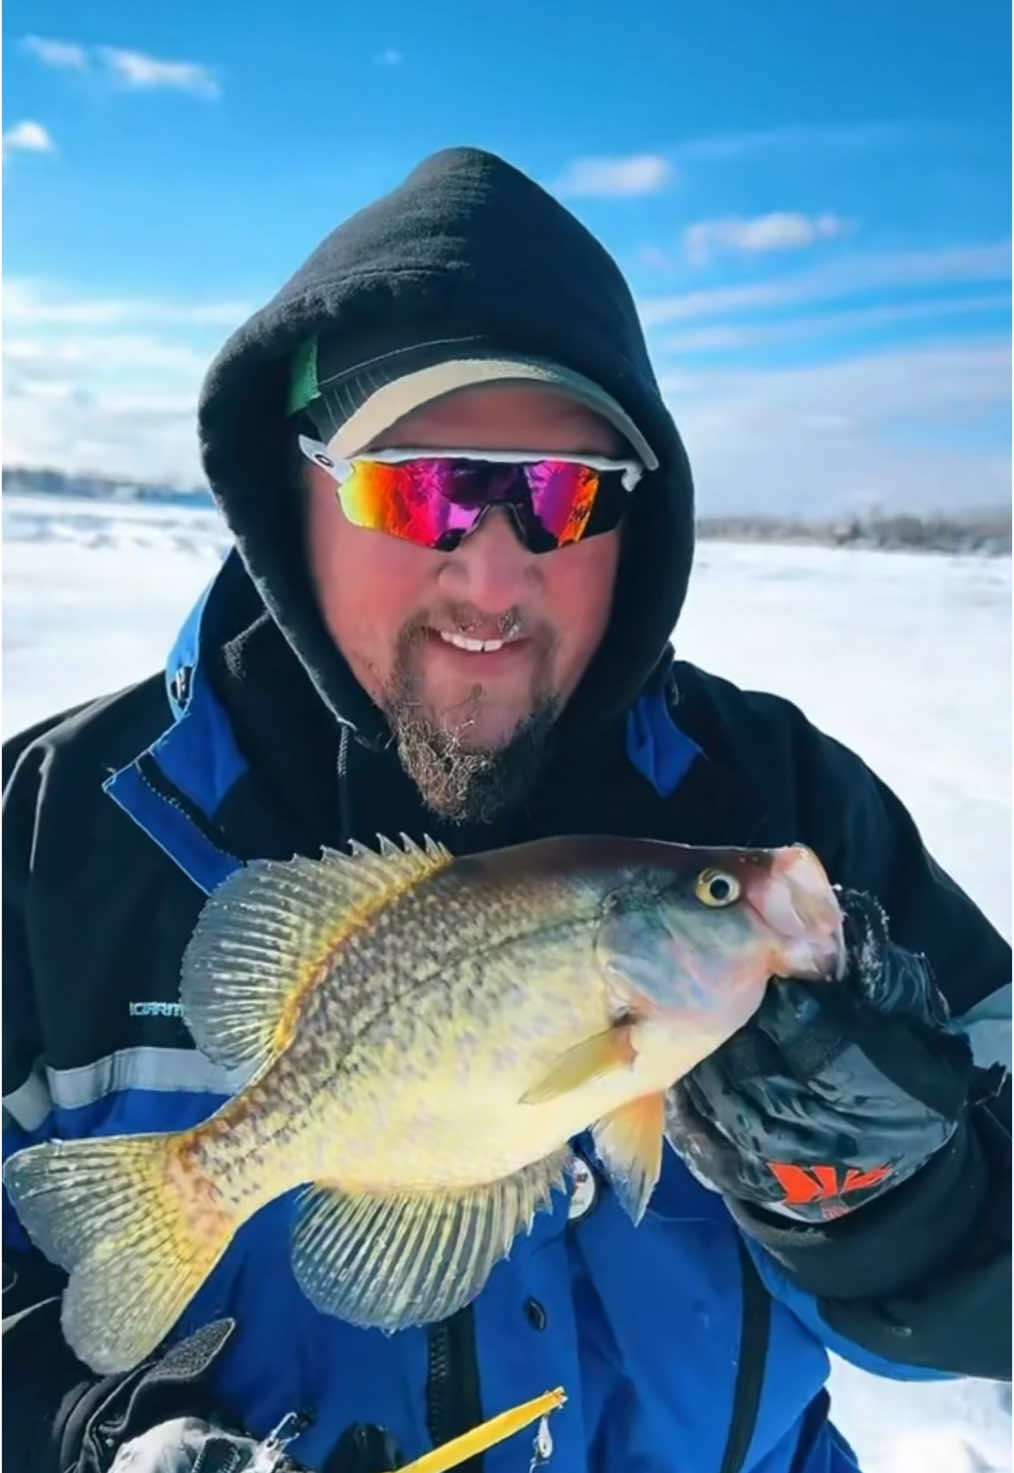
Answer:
[{"left": 3, "top": 149, "right": 1010, "bottom": 1473}]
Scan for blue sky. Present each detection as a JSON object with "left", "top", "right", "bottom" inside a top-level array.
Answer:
[{"left": 4, "top": 0, "right": 1011, "bottom": 514}]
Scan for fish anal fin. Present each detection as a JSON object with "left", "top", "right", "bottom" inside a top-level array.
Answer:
[
  {"left": 592, "top": 1092, "right": 664, "bottom": 1224},
  {"left": 520, "top": 1025, "right": 636, "bottom": 1106},
  {"left": 290, "top": 1149, "right": 571, "bottom": 1332},
  {"left": 180, "top": 836, "right": 454, "bottom": 1071}
]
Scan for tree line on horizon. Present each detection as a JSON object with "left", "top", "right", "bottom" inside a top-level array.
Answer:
[{"left": 4, "top": 465, "right": 1010, "bottom": 557}]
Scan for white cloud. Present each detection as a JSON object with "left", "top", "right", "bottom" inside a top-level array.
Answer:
[
  {"left": 3, "top": 280, "right": 251, "bottom": 328},
  {"left": 638, "top": 241, "right": 1012, "bottom": 327},
  {"left": 671, "top": 119, "right": 926, "bottom": 162},
  {"left": 638, "top": 245, "right": 671, "bottom": 269},
  {"left": 374, "top": 47, "right": 404, "bottom": 66},
  {"left": 3, "top": 376, "right": 204, "bottom": 484},
  {"left": 19, "top": 36, "right": 220, "bottom": 98},
  {"left": 554, "top": 154, "right": 674, "bottom": 198},
  {"left": 4, "top": 334, "right": 208, "bottom": 374},
  {"left": 3, "top": 121, "right": 55, "bottom": 156},
  {"left": 0, "top": 283, "right": 253, "bottom": 482},
  {"left": 662, "top": 337, "right": 1011, "bottom": 516},
  {"left": 662, "top": 293, "right": 1012, "bottom": 353},
  {"left": 21, "top": 34, "right": 88, "bottom": 69},
  {"left": 662, "top": 337, "right": 1010, "bottom": 420},
  {"left": 97, "top": 46, "right": 220, "bottom": 99},
  {"left": 683, "top": 212, "right": 849, "bottom": 264}
]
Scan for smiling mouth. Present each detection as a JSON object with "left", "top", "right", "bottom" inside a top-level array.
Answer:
[{"left": 434, "top": 630, "right": 527, "bottom": 654}]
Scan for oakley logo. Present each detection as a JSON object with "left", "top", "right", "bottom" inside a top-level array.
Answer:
[
  {"left": 767, "top": 1161, "right": 893, "bottom": 1207},
  {"left": 129, "top": 1001, "right": 184, "bottom": 1018}
]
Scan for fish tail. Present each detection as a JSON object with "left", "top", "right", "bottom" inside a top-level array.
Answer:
[{"left": 4, "top": 1132, "right": 237, "bottom": 1373}]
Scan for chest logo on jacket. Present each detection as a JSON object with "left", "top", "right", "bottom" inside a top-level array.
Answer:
[{"left": 128, "top": 1001, "right": 184, "bottom": 1019}]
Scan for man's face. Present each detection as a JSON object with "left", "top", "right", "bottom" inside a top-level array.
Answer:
[{"left": 304, "top": 383, "right": 623, "bottom": 819}]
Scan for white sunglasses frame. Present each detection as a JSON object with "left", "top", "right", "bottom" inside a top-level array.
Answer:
[{"left": 297, "top": 435, "right": 645, "bottom": 493}]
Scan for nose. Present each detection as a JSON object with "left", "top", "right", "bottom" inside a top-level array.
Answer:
[{"left": 436, "top": 507, "right": 539, "bottom": 609}]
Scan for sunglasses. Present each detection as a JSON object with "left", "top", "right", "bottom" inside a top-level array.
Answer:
[{"left": 298, "top": 436, "right": 644, "bottom": 554}]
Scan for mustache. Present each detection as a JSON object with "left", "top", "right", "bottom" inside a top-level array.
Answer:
[{"left": 388, "top": 605, "right": 560, "bottom": 733}]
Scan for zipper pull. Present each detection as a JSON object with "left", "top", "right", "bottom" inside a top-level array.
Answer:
[
  {"left": 249, "top": 1410, "right": 313, "bottom": 1471},
  {"left": 528, "top": 1413, "right": 554, "bottom": 1470}
]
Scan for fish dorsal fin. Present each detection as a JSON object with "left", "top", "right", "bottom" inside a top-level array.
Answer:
[
  {"left": 289, "top": 1147, "right": 572, "bottom": 1332},
  {"left": 592, "top": 1092, "right": 664, "bottom": 1224},
  {"left": 180, "top": 834, "right": 453, "bottom": 1071}
]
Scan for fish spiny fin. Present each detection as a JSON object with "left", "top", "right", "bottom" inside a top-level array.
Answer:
[
  {"left": 592, "top": 1091, "right": 665, "bottom": 1224},
  {"left": 520, "top": 1024, "right": 637, "bottom": 1105},
  {"left": 3, "top": 1133, "right": 236, "bottom": 1374},
  {"left": 290, "top": 1148, "right": 572, "bottom": 1331},
  {"left": 180, "top": 835, "right": 454, "bottom": 1070}
]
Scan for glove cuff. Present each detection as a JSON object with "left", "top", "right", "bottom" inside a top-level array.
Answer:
[
  {"left": 727, "top": 1111, "right": 988, "bottom": 1300},
  {"left": 2, "top": 1295, "right": 100, "bottom": 1473}
]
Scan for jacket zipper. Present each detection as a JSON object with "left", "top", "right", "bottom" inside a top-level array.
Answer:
[
  {"left": 719, "top": 1239, "right": 772, "bottom": 1473},
  {"left": 135, "top": 752, "right": 242, "bottom": 862},
  {"left": 426, "top": 1310, "right": 483, "bottom": 1471}
]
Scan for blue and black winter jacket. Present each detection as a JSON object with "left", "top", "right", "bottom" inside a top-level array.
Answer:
[
  {"left": 4, "top": 550, "right": 1010, "bottom": 1472},
  {"left": 3, "top": 147, "right": 1010, "bottom": 1473}
]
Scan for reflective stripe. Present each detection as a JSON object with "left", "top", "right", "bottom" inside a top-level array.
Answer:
[
  {"left": 2, "top": 1047, "right": 254, "bottom": 1125},
  {"left": 957, "top": 982, "right": 1012, "bottom": 1071},
  {"left": 49, "top": 1046, "right": 254, "bottom": 1108},
  {"left": 3, "top": 1057, "right": 51, "bottom": 1133}
]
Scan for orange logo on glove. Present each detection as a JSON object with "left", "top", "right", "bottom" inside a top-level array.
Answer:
[{"left": 767, "top": 1161, "right": 893, "bottom": 1212}]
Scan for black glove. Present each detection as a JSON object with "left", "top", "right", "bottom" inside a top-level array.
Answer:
[
  {"left": 52, "top": 1320, "right": 268, "bottom": 1473},
  {"left": 5, "top": 1284, "right": 402, "bottom": 1473},
  {"left": 665, "top": 890, "right": 1005, "bottom": 1222}
]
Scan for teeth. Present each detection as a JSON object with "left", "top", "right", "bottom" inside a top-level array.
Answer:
[{"left": 438, "top": 631, "right": 506, "bottom": 653}]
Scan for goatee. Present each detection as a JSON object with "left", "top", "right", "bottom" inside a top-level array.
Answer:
[{"left": 382, "top": 625, "right": 560, "bottom": 825}]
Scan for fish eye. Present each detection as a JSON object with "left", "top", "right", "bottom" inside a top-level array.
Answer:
[{"left": 695, "top": 868, "right": 741, "bottom": 908}]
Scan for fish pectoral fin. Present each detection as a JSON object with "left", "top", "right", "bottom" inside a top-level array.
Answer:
[
  {"left": 520, "top": 1025, "right": 637, "bottom": 1106},
  {"left": 290, "top": 1149, "right": 572, "bottom": 1332},
  {"left": 592, "top": 1092, "right": 665, "bottom": 1225},
  {"left": 180, "top": 834, "right": 453, "bottom": 1070}
]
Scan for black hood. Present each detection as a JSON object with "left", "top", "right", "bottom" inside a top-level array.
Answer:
[{"left": 197, "top": 146, "right": 695, "bottom": 746}]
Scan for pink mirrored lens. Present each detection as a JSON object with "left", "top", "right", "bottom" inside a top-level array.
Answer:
[{"left": 337, "top": 458, "right": 603, "bottom": 550}]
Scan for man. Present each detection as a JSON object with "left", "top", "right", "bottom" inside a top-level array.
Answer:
[{"left": 3, "top": 147, "right": 1010, "bottom": 1473}]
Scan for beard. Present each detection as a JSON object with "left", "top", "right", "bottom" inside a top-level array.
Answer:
[{"left": 380, "top": 615, "right": 561, "bottom": 825}]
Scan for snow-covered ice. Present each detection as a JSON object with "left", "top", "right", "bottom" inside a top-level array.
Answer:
[
  {"left": 2, "top": 495, "right": 228, "bottom": 738},
  {"left": 679, "top": 539, "right": 1011, "bottom": 938},
  {"left": 2, "top": 495, "right": 1011, "bottom": 1472}
]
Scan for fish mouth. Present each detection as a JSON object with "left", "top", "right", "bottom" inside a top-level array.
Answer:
[{"left": 754, "top": 848, "right": 846, "bottom": 981}]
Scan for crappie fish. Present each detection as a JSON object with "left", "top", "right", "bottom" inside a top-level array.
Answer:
[{"left": 5, "top": 833, "right": 844, "bottom": 1373}]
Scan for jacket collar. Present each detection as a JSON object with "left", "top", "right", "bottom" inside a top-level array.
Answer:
[{"left": 103, "top": 551, "right": 711, "bottom": 893}]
